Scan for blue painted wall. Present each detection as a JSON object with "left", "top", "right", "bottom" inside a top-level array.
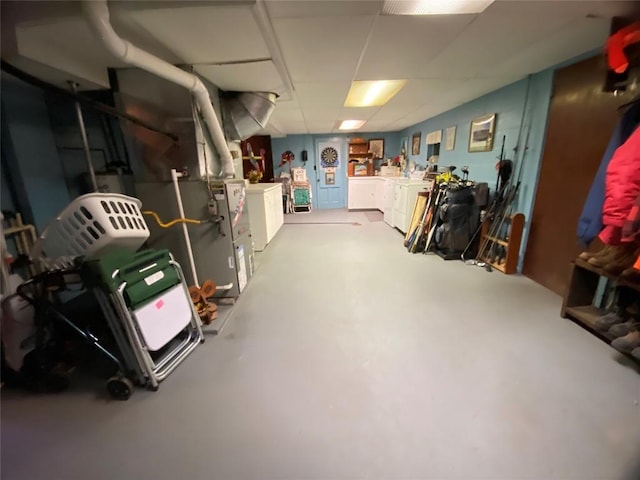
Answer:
[
  {"left": 399, "top": 72, "right": 553, "bottom": 220},
  {"left": 271, "top": 131, "right": 402, "bottom": 208},
  {"left": 399, "top": 72, "right": 555, "bottom": 269},
  {"left": 397, "top": 51, "right": 599, "bottom": 269},
  {"left": 1, "top": 74, "right": 70, "bottom": 230}
]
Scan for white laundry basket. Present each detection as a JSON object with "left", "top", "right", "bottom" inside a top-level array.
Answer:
[{"left": 31, "top": 193, "right": 150, "bottom": 264}]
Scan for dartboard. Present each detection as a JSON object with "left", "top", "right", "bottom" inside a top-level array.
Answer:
[{"left": 320, "top": 147, "right": 339, "bottom": 168}]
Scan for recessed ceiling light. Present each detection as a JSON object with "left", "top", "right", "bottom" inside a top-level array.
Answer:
[
  {"left": 382, "top": 0, "right": 494, "bottom": 15},
  {"left": 339, "top": 120, "right": 367, "bottom": 130},
  {"left": 344, "top": 80, "right": 407, "bottom": 107}
]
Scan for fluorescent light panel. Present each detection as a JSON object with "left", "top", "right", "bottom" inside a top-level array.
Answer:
[
  {"left": 339, "top": 120, "right": 367, "bottom": 130},
  {"left": 344, "top": 80, "right": 407, "bottom": 107},
  {"left": 382, "top": 0, "right": 494, "bottom": 15}
]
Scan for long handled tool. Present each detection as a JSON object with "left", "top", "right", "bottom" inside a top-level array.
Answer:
[
  {"left": 461, "top": 137, "right": 510, "bottom": 261},
  {"left": 478, "top": 124, "right": 531, "bottom": 265},
  {"left": 410, "top": 187, "right": 440, "bottom": 253},
  {"left": 422, "top": 184, "right": 446, "bottom": 253},
  {"left": 404, "top": 192, "right": 429, "bottom": 247}
]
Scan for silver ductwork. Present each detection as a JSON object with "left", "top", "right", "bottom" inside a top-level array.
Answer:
[
  {"left": 82, "top": 0, "right": 235, "bottom": 178},
  {"left": 221, "top": 92, "right": 277, "bottom": 141}
]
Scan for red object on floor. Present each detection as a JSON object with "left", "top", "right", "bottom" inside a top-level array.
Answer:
[{"left": 606, "top": 22, "right": 640, "bottom": 74}]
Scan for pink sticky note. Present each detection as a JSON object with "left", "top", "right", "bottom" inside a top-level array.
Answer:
[{"left": 155, "top": 299, "right": 164, "bottom": 310}]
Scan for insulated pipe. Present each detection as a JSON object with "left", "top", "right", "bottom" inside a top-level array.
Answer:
[
  {"left": 171, "top": 169, "right": 199, "bottom": 287},
  {"left": 69, "top": 81, "right": 98, "bottom": 192},
  {"left": 82, "top": 0, "right": 234, "bottom": 178}
]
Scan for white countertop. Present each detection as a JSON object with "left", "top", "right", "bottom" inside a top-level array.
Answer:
[
  {"left": 348, "top": 176, "right": 401, "bottom": 181},
  {"left": 246, "top": 183, "right": 283, "bottom": 193}
]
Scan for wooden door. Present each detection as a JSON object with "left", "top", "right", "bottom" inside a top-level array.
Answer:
[
  {"left": 240, "top": 135, "right": 274, "bottom": 182},
  {"left": 523, "top": 56, "right": 632, "bottom": 295}
]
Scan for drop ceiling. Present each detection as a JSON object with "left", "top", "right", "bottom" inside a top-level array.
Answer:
[{"left": 1, "top": 1, "right": 636, "bottom": 136}]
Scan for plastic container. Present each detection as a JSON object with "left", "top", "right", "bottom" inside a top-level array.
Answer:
[{"left": 31, "top": 193, "right": 149, "bottom": 262}]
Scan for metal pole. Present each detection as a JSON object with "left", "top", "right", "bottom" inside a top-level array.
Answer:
[{"left": 68, "top": 81, "right": 98, "bottom": 192}]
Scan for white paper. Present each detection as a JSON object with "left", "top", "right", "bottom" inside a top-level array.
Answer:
[{"left": 133, "top": 284, "right": 192, "bottom": 351}]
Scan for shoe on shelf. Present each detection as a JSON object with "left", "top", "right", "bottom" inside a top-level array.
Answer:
[
  {"left": 594, "top": 312, "right": 626, "bottom": 332},
  {"left": 610, "top": 330, "right": 640, "bottom": 353},
  {"left": 602, "top": 248, "right": 640, "bottom": 275},
  {"left": 621, "top": 265, "right": 640, "bottom": 281},
  {"left": 631, "top": 347, "right": 640, "bottom": 361},
  {"left": 626, "top": 302, "right": 640, "bottom": 318},
  {"left": 587, "top": 246, "right": 628, "bottom": 268},
  {"left": 578, "top": 251, "right": 596, "bottom": 261},
  {"left": 582, "top": 245, "right": 614, "bottom": 262},
  {"left": 608, "top": 320, "right": 640, "bottom": 338}
]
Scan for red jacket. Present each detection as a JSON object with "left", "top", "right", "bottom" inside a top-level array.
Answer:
[{"left": 599, "top": 125, "right": 640, "bottom": 245}]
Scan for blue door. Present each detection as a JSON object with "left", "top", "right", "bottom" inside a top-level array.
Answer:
[{"left": 315, "top": 138, "right": 346, "bottom": 209}]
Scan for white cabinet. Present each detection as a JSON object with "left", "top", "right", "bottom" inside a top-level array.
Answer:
[
  {"left": 348, "top": 178, "right": 378, "bottom": 209},
  {"left": 375, "top": 178, "right": 385, "bottom": 211},
  {"left": 383, "top": 178, "right": 397, "bottom": 226},
  {"left": 392, "top": 182, "right": 431, "bottom": 234},
  {"left": 393, "top": 183, "right": 408, "bottom": 232},
  {"left": 247, "top": 183, "right": 284, "bottom": 251}
]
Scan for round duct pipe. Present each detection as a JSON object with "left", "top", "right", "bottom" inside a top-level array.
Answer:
[{"left": 222, "top": 92, "right": 277, "bottom": 141}]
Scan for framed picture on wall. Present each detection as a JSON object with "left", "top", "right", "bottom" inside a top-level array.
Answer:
[
  {"left": 325, "top": 170, "right": 335, "bottom": 185},
  {"left": 368, "top": 139, "right": 384, "bottom": 159},
  {"left": 468, "top": 114, "right": 496, "bottom": 152},
  {"left": 412, "top": 133, "right": 421, "bottom": 155},
  {"left": 445, "top": 126, "right": 456, "bottom": 151}
]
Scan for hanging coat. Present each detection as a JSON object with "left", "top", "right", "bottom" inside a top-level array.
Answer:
[
  {"left": 577, "top": 102, "right": 640, "bottom": 245},
  {"left": 622, "top": 192, "right": 640, "bottom": 243},
  {"left": 599, "top": 125, "right": 640, "bottom": 245}
]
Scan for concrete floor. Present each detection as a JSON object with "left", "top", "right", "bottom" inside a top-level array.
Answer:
[{"left": 2, "top": 209, "right": 640, "bottom": 480}]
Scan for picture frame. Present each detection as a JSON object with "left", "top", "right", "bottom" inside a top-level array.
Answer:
[
  {"left": 445, "top": 126, "right": 456, "bottom": 151},
  {"left": 368, "top": 138, "right": 384, "bottom": 159},
  {"left": 412, "top": 133, "right": 421, "bottom": 155},
  {"left": 325, "top": 171, "right": 335, "bottom": 185},
  {"left": 468, "top": 114, "right": 496, "bottom": 152}
]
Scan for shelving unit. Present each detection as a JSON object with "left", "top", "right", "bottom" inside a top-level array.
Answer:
[
  {"left": 561, "top": 258, "right": 640, "bottom": 346},
  {"left": 348, "top": 137, "right": 373, "bottom": 177},
  {"left": 478, "top": 213, "right": 525, "bottom": 274}
]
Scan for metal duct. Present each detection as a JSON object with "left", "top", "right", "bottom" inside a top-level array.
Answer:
[
  {"left": 221, "top": 92, "right": 277, "bottom": 141},
  {"left": 82, "top": 0, "right": 235, "bottom": 178}
]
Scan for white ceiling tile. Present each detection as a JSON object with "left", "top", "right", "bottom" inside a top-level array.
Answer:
[
  {"left": 490, "top": 17, "right": 611, "bottom": 78},
  {"left": 274, "top": 98, "right": 302, "bottom": 109},
  {"left": 295, "top": 81, "right": 351, "bottom": 108},
  {"left": 5, "top": 0, "right": 629, "bottom": 138},
  {"left": 420, "top": 8, "right": 584, "bottom": 78},
  {"left": 14, "top": 19, "right": 121, "bottom": 85},
  {"left": 196, "top": 61, "right": 284, "bottom": 94},
  {"left": 355, "top": 15, "right": 475, "bottom": 80},
  {"left": 273, "top": 15, "right": 375, "bottom": 82},
  {"left": 305, "top": 121, "right": 336, "bottom": 133},
  {"left": 339, "top": 106, "right": 381, "bottom": 121},
  {"left": 125, "top": 5, "right": 270, "bottom": 64},
  {"left": 266, "top": 1, "right": 383, "bottom": 18},
  {"left": 486, "top": 0, "right": 635, "bottom": 17}
]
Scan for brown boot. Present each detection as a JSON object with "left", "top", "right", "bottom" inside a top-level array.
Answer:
[
  {"left": 578, "top": 246, "right": 611, "bottom": 261},
  {"left": 603, "top": 248, "right": 640, "bottom": 275},
  {"left": 611, "top": 330, "right": 640, "bottom": 353},
  {"left": 581, "top": 245, "right": 615, "bottom": 261},
  {"left": 588, "top": 246, "right": 628, "bottom": 268},
  {"left": 621, "top": 265, "right": 640, "bottom": 281}
]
